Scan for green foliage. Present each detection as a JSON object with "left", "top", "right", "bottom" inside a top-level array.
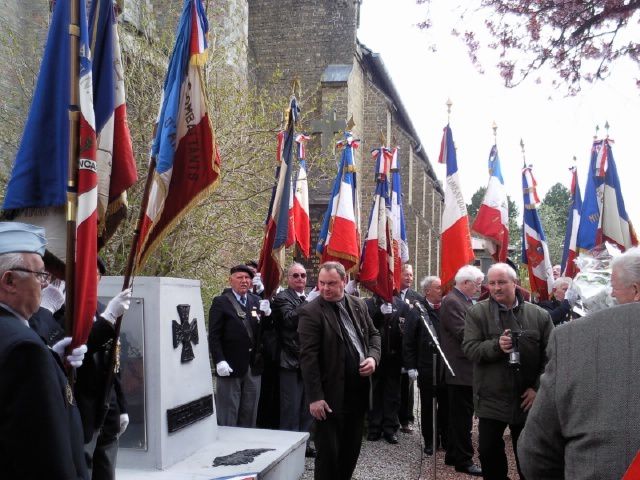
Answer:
[{"left": 538, "top": 182, "right": 570, "bottom": 266}]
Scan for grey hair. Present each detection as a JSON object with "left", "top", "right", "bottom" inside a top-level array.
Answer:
[
  {"left": 552, "top": 276, "right": 572, "bottom": 289},
  {"left": 402, "top": 263, "right": 413, "bottom": 273},
  {"left": 0, "top": 253, "right": 27, "bottom": 276},
  {"left": 319, "top": 261, "right": 347, "bottom": 280},
  {"left": 454, "top": 265, "right": 485, "bottom": 285},
  {"left": 420, "top": 275, "right": 440, "bottom": 292},
  {"left": 287, "top": 262, "right": 306, "bottom": 275},
  {"left": 611, "top": 247, "right": 640, "bottom": 285},
  {"left": 487, "top": 262, "right": 518, "bottom": 281}
]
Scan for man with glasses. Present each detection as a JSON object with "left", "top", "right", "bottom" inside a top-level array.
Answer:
[
  {"left": 438, "top": 265, "right": 484, "bottom": 476},
  {"left": 463, "top": 263, "right": 552, "bottom": 480},
  {"left": 0, "top": 222, "right": 88, "bottom": 479},
  {"left": 272, "top": 262, "right": 314, "bottom": 456}
]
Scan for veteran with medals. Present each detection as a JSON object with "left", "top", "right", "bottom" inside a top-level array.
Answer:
[
  {"left": 0, "top": 222, "right": 88, "bottom": 479},
  {"left": 208, "top": 264, "right": 271, "bottom": 427}
]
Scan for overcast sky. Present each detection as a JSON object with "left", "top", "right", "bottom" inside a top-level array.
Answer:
[{"left": 357, "top": 0, "right": 640, "bottom": 230}]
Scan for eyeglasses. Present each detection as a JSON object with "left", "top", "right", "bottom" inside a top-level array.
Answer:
[
  {"left": 10, "top": 268, "right": 51, "bottom": 284},
  {"left": 291, "top": 272, "right": 307, "bottom": 279}
]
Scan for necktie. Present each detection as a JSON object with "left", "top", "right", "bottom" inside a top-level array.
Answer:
[
  {"left": 240, "top": 296, "right": 246, "bottom": 306},
  {"left": 300, "top": 295, "right": 306, "bottom": 302},
  {"left": 434, "top": 303, "right": 441, "bottom": 310}
]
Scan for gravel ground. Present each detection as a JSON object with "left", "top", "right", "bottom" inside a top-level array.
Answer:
[{"left": 301, "top": 393, "right": 520, "bottom": 480}]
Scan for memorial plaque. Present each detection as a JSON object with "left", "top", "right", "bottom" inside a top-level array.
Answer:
[{"left": 166, "top": 394, "right": 214, "bottom": 433}]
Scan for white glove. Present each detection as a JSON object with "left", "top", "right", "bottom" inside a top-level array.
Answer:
[
  {"left": 565, "top": 288, "right": 579, "bottom": 306},
  {"left": 252, "top": 273, "right": 265, "bottom": 294},
  {"left": 407, "top": 369, "right": 419, "bottom": 381},
  {"left": 119, "top": 413, "right": 129, "bottom": 435},
  {"left": 259, "top": 299, "right": 271, "bottom": 316},
  {"left": 306, "top": 288, "right": 320, "bottom": 302},
  {"left": 40, "top": 282, "right": 65, "bottom": 313},
  {"left": 380, "top": 302, "right": 393, "bottom": 314},
  {"left": 216, "top": 360, "right": 233, "bottom": 377},
  {"left": 102, "top": 288, "right": 132, "bottom": 324},
  {"left": 345, "top": 279, "right": 358, "bottom": 295},
  {"left": 51, "top": 337, "right": 88, "bottom": 368}
]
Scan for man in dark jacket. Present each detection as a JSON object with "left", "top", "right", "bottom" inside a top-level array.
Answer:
[
  {"left": 463, "top": 262, "right": 553, "bottom": 480},
  {"left": 365, "top": 293, "right": 405, "bottom": 444},
  {"left": 439, "top": 265, "right": 484, "bottom": 475},
  {"left": 403, "top": 275, "right": 448, "bottom": 455},
  {"left": 396, "top": 263, "right": 422, "bottom": 432},
  {"left": 538, "top": 276, "right": 573, "bottom": 325},
  {"left": 0, "top": 221, "right": 88, "bottom": 479},
  {"left": 209, "top": 264, "right": 270, "bottom": 427},
  {"left": 298, "top": 261, "right": 381, "bottom": 480},
  {"left": 272, "top": 262, "right": 314, "bottom": 455}
]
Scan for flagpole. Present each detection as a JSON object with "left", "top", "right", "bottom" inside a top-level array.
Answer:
[
  {"left": 99, "top": 156, "right": 157, "bottom": 424},
  {"left": 65, "top": 0, "right": 81, "bottom": 340}
]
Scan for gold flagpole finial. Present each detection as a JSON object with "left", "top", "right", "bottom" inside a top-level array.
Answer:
[
  {"left": 378, "top": 130, "right": 386, "bottom": 146},
  {"left": 291, "top": 77, "right": 301, "bottom": 98},
  {"left": 520, "top": 138, "right": 526, "bottom": 167},
  {"left": 594, "top": 124, "right": 600, "bottom": 140},
  {"left": 604, "top": 120, "right": 610, "bottom": 138},
  {"left": 492, "top": 121, "right": 498, "bottom": 144},
  {"left": 446, "top": 98, "right": 453, "bottom": 123}
]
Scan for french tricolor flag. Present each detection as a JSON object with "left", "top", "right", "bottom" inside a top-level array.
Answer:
[
  {"left": 291, "top": 134, "right": 311, "bottom": 257},
  {"left": 472, "top": 145, "right": 509, "bottom": 262},
  {"left": 390, "top": 147, "right": 409, "bottom": 290},
  {"left": 561, "top": 166, "right": 582, "bottom": 278},
  {"left": 359, "top": 147, "right": 395, "bottom": 301},
  {"left": 316, "top": 132, "right": 361, "bottom": 272},
  {"left": 439, "top": 125, "right": 474, "bottom": 287},
  {"left": 135, "top": 0, "right": 220, "bottom": 271},
  {"left": 522, "top": 165, "right": 553, "bottom": 301}
]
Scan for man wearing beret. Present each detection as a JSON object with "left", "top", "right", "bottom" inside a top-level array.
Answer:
[
  {"left": 0, "top": 222, "right": 88, "bottom": 479},
  {"left": 208, "top": 264, "right": 271, "bottom": 427}
]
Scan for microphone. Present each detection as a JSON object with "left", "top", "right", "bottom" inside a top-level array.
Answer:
[{"left": 414, "top": 301, "right": 426, "bottom": 313}]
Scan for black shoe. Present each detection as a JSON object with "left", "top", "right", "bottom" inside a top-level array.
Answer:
[
  {"left": 367, "top": 432, "right": 382, "bottom": 441},
  {"left": 305, "top": 445, "right": 316, "bottom": 458},
  {"left": 423, "top": 446, "right": 433, "bottom": 455},
  {"left": 383, "top": 433, "right": 399, "bottom": 444},
  {"left": 454, "top": 464, "right": 482, "bottom": 476}
]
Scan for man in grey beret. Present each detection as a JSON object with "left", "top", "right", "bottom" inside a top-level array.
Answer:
[{"left": 0, "top": 221, "right": 88, "bottom": 479}]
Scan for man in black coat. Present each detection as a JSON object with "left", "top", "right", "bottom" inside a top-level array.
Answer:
[
  {"left": 272, "top": 262, "right": 314, "bottom": 455},
  {"left": 0, "top": 221, "right": 88, "bottom": 479},
  {"left": 538, "top": 276, "right": 573, "bottom": 325},
  {"left": 208, "top": 264, "right": 270, "bottom": 427},
  {"left": 396, "top": 263, "right": 422, "bottom": 433},
  {"left": 440, "top": 265, "right": 484, "bottom": 476},
  {"left": 298, "top": 261, "right": 381, "bottom": 480},
  {"left": 365, "top": 294, "right": 405, "bottom": 444},
  {"left": 403, "top": 275, "right": 448, "bottom": 455}
]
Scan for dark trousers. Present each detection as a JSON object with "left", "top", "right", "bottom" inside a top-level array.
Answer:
[
  {"left": 313, "top": 407, "right": 366, "bottom": 480},
  {"left": 85, "top": 398, "right": 120, "bottom": 480},
  {"left": 368, "top": 362, "right": 401, "bottom": 435},
  {"left": 478, "top": 417, "right": 525, "bottom": 480},
  {"left": 256, "top": 355, "right": 279, "bottom": 429},
  {"left": 417, "top": 374, "right": 448, "bottom": 449},
  {"left": 279, "top": 368, "right": 313, "bottom": 434},
  {"left": 398, "top": 372, "right": 415, "bottom": 425},
  {"left": 446, "top": 384, "right": 475, "bottom": 468}
]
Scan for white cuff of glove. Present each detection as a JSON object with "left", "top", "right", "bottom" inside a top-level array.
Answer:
[
  {"left": 102, "top": 288, "right": 132, "bottom": 324},
  {"left": 306, "top": 288, "right": 320, "bottom": 302},
  {"left": 259, "top": 299, "right": 271, "bottom": 316},
  {"left": 52, "top": 337, "right": 87, "bottom": 368},
  {"left": 216, "top": 360, "right": 233, "bottom": 377},
  {"left": 119, "top": 413, "right": 130, "bottom": 435},
  {"left": 252, "top": 274, "right": 265, "bottom": 294},
  {"left": 407, "top": 369, "right": 419, "bottom": 381},
  {"left": 380, "top": 302, "right": 393, "bottom": 314}
]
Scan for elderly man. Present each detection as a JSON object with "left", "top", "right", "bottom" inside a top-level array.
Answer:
[
  {"left": 298, "top": 261, "right": 381, "bottom": 480},
  {"left": 0, "top": 222, "right": 88, "bottom": 479},
  {"left": 403, "top": 275, "right": 448, "bottom": 455},
  {"left": 439, "top": 265, "right": 484, "bottom": 475},
  {"left": 463, "top": 263, "right": 553, "bottom": 480},
  {"left": 396, "top": 263, "right": 422, "bottom": 432},
  {"left": 208, "top": 264, "right": 271, "bottom": 427},
  {"left": 272, "top": 262, "right": 314, "bottom": 455},
  {"left": 538, "top": 276, "right": 573, "bottom": 325},
  {"left": 518, "top": 247, "right": 640, "bottom": 479}
]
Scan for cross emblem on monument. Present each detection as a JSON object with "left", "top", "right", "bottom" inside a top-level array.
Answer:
[
  {"left": 311, "top": 110, "right": 347, "bottom": 151},
  {"left": 172, "top": 304, "right": 199, "bottom": 363}
]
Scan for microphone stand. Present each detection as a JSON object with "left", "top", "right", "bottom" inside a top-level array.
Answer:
[{"left": 414, "top": 301, "right": 455, "bottom": 480}]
